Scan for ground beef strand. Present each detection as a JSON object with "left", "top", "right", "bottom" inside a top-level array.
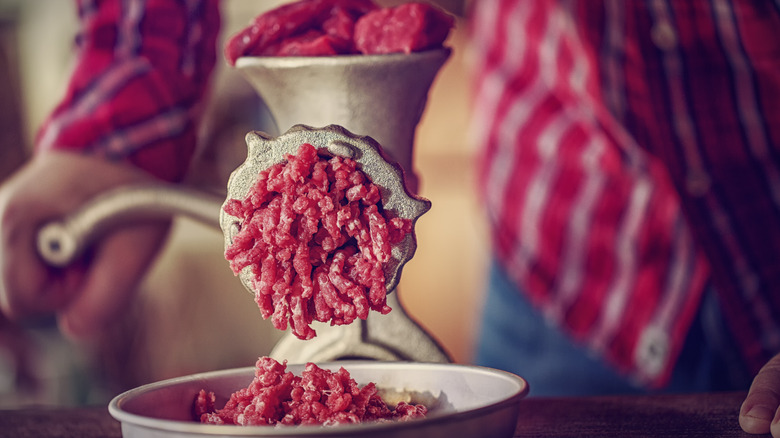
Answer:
[
  {"left": 224, "top": 143, "right": 412, "bottom": 339},
  {"left": 197, "top": 357, "right": 427, "bottom": 426}
]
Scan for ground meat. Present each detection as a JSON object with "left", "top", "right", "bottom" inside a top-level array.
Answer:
[
  {"left": 197, "top": 357, "right": 427, "bottom": 426},
  {"left": 224, "top": 143, "right": 412, "bottom": 340},
  {"left": 353, "top": 3, "right": 454, "bottom": 55},
  {"left": 224, "top": 0, "right": 454, "bottom": 65}
]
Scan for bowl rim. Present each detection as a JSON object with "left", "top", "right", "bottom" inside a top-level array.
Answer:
[{"left": 108, "top": 361, "right": 528, "bottom": 436}]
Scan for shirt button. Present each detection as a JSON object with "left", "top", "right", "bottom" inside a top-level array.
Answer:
[
  {"left": 685, "top": 171, "right": 711, "bottom": 197},
  {"left": 651, "top": 21, "right": 677, "bottom": 51},
  {"left": 635, "top": 326, "right": 669, "bottom": 380}
]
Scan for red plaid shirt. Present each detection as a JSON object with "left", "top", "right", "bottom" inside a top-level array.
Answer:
[
  {"left": 36, "top": 0, "right": 220, "bottom": 182},
  {"left": 470, "top": 0, "right": 780, "bottom": 386}
]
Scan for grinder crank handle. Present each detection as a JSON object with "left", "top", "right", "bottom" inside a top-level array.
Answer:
[{"left": 37, "top": 185, "right": 224, "bottom": 267}]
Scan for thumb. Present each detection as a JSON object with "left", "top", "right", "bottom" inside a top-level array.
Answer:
[{"left": 740, "top": 353, "right": 780, "bottom": 436}]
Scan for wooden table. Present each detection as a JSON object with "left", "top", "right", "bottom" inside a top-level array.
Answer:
[
  {"left": 0, "top": 391, "right": 763, "bottom": 437},
  {"left": 513, "top": 391, "right": 757, "bottom": 437}
]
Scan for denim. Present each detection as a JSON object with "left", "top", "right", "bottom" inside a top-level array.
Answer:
[{"left": 474, "top": 260, "right": 752, "bottom": 396}]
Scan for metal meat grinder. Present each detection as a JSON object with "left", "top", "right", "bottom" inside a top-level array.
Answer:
[{"left": 37, "top": 48, "right": 452, "bottom": 364}]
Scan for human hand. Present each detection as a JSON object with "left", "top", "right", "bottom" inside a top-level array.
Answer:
[
  {"left": 0, "top": 151, "right": 171, "bottom": 340},
  {"left": 740, "top": 353, "right": 780, "bottom": 436}
]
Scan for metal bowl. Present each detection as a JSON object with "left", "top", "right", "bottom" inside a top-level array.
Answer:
[{"left": 108, "top": 361, "right": 528, "bottom": 437}]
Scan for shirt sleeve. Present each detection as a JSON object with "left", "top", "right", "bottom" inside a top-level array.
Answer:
[{"left": 35, "top": 0, "right": 221, "bottom": 182}]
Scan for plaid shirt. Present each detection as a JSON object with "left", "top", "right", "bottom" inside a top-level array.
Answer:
[
  {"left": 36, "top": 0, "right": 220, "bottom": 182},
  {"left": 470, "top": 0, "right": 780, "bottom": 387}
]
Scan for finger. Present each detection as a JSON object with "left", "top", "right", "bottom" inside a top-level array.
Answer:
[
  {"left": 0, "top": 198, "right": 80, "bottom": 319},
  {"left": 0, "top": 212, "right": 44, "bottom": 317},
  {"left": 773, "top": 409, "right": 780, "bottom": 438},
  {"left": 740, "top": 355, "right": 780, "bottom": 435},
  {"left": 58, "top": 221, "right": 171, "bottom": 340}
]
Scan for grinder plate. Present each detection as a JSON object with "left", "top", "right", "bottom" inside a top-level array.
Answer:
[{"left": 220, "top": 124, "right": 431, "bottom": 299}]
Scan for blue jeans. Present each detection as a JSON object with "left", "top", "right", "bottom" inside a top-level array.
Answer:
[{"left": 474, "top": 261, "right": 752, "bottom": 396}]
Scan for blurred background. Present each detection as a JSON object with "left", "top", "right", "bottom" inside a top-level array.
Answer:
[{"left": 0, "top": 0, "right": 487, "bottom": 408}]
